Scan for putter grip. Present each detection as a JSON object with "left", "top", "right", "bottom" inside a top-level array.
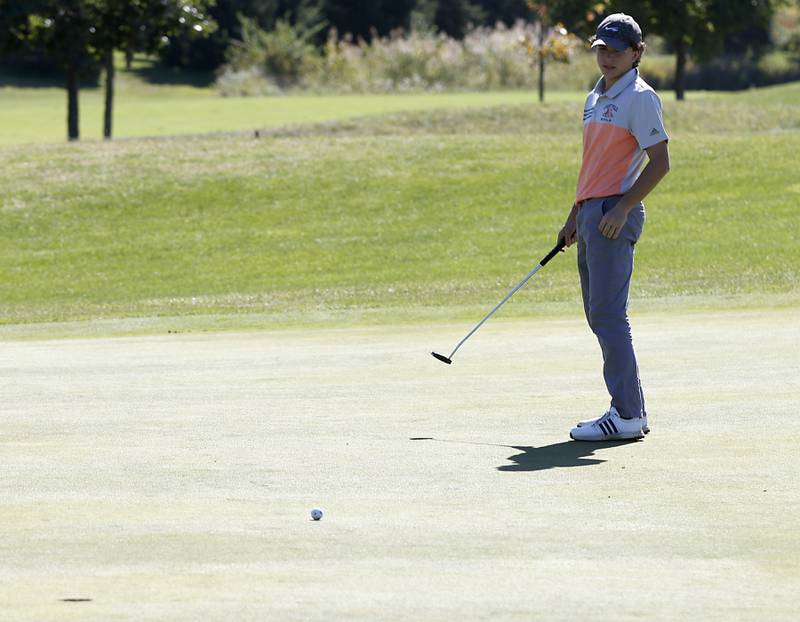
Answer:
[{"left": 539, "top": 240, "right": 566, "bottom": 267}]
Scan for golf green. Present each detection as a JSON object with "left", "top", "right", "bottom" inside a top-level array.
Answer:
[{"left": 2, "top": 309, "right": 797, "bottom": 620}]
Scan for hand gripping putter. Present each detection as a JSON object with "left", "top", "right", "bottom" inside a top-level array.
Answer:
[{"left": 432, "top": 240, "right": 565, "bottom": 365}]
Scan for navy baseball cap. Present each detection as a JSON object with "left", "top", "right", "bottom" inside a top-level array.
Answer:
[{"left": 591, "top": 13, "right": 642, "bottom": 51}]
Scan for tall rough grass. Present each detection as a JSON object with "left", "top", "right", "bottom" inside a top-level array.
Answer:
[{"left": 216, "top": 21, "right": 596, "bottom": 96}]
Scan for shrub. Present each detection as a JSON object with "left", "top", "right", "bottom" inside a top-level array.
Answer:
[
  {"left": 224, "top": 16, "right": 322, "bottom": 88},
  {"left": 639, "top": 52, "right": 800, "bottom": 91},
  {"left": 218, "top": 20, "right": 593, "bottom": 95},
  {"left": 215, "top": 66, "right": 283, "bottom": 97},
  {"left": 215, "top": 20, "right": 800, "bottom": 96}
]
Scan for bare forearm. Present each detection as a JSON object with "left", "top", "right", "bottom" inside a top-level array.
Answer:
[{"left": 618, "top": 145, "right": 670, "bottom": 213}]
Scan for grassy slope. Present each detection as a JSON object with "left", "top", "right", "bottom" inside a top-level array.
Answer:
[
  {"left": 0, "top": 87, "right": 570, "bottom": 146},
  {"left": 1, "top": 84, "right": 799, "bottom": 336}
]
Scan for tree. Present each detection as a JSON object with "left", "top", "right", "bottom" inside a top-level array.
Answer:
[
  {"left": 86, "top": 1, "right": 215, "bottom": 139},
  {"left": 530, "top": 0, "right": 600, "bottom": 36},
  {"left": 159, "top": 1, "right": 327, "bottom": 71},
  {"left": 522, "top": 2, "right": 582, "bottom": 102},
  {"left": 664, "top": 0, "right": 777, "bottom": 100},
  {"left": 0, "top": 0, "right": 94, "bottom": 140},
  {"left": 430, "top": 0, "right": 485, "bottom": 38},
  {"left": 475, "top": 0, "right": 530, "bottom": 26},
  {"left": 593, "top": 1, "right": 782, "bottom": 100},
  {"left": 0, "top": 1, "right": 214, "bottom": 141},
  {"left": 323, "top": 0, "right": 417, "bottom": 40}
]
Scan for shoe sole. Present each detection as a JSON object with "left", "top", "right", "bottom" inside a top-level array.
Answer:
[
  {"left": 570, "top": 431, "right": 644, "bottom": 441},
  {"left": 576, "top": 422, "right": 650, "bottom": 434}
]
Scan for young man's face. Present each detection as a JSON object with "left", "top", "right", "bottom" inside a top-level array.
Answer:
[{"left": 595, "top": 45, "right": 640, "bottom": 84}]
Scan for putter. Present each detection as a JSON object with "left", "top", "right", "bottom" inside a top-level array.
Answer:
[{"left": 432, "top": 239, "right": 566, "bottom": 364}]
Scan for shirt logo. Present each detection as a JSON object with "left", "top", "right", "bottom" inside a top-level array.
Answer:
[
  {"left": 601, "top": 103, "right": 618, "bottom": 121},
  {"left": 649, "top": 128, "right": 660, "bottom": 136}
]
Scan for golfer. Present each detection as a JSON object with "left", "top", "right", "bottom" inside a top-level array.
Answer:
[{"left": 558, "top": 13, "right": 670, "bottom": 441}]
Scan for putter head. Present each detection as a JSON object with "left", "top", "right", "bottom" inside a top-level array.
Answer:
[{"left": 431, "top": 352, "right": 452, "bottom": 365}]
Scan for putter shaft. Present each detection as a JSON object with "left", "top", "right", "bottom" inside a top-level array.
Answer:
[{"left": 433, "top": 240, "right": 565, "bottom": 364}]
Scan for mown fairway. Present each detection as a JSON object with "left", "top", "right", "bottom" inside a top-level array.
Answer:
[
  {"left": 0, "top": 87, "right": 555, "bottom": 146},
  {"left": 1, "top": 84, "right": 799, "bottom": 335}
]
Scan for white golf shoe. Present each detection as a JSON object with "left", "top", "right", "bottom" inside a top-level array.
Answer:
[
  {"left": 570, "top": 407, "right": 644, "bottom": 441},
  {"left": 577, "top": 411, "right": 649, "bottom": 434}
]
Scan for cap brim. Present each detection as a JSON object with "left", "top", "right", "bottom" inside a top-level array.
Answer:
[{"left": 591, "top": 37, "right": 628, "bottom": 52}]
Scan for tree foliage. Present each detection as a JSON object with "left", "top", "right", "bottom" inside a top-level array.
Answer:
[
  {"left": 157, "top": 0, "right": 533, "bottom": 68},
  {"left": 528, "top": 0, "right": 784, "bottom": 100},
  {"left": 0, "top": 1, "right": 214, "bottom": 139},
  {"left": 597, "top": 0, "right": 782, "bottom": 99},
  {"left": 521, "top": 2, "right": 582, "bottom": 102}
]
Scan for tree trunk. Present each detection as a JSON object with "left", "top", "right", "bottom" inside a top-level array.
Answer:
[
  {"left": 537, "top": 22, "right": 545, "bottom": 103},
  {"left": 674, "top": 38, "right": 687, "bottom": 101},
  {"left": 538, "top": 51, "right": 545, "bottom": 103},
  {"left": 66, "top": 65, "right": 79, "bottom": 141},
  {"left": 104, "top": 50, "right": 114, "bottom": 139},
  {"left": 125, "top": 48, "right": 133, "bottom": 71}
]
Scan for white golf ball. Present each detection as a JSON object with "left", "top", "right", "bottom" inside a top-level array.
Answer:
[{"left": 310, "top": 508, "right": 323, "bottom": 521}]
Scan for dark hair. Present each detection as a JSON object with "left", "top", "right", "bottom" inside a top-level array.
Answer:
[{"left": 632, "top": 41, "right": 647, "bottom": 68}]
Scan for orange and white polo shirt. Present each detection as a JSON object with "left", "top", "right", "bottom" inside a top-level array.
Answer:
[{"left": 575, "top": 68, "right": 668, "bottom": 203}]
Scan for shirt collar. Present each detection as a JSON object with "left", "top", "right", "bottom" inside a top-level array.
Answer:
[{"left": 593, "top": 68, "right": 638, "bottom": 99}]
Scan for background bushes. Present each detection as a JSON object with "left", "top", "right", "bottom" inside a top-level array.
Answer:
[
  {"left": 215, "top": 21, "right": 592, "bottom": 95},
  {"left": 214, "top": 18, "right": 800, "bottom": 96},
  {"left": 642, "top": 52, "right": 800, "bottom": 92}
]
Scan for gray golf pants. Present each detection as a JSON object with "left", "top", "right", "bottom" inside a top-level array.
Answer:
[{"left": 576, "top": 195, "right": 646, "bottom": 420}]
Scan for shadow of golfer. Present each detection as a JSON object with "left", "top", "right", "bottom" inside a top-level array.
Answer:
[
  {"left": 409, "top": 437, "right": 637, "bottom": 472},
  {"left": 498, "top": 440, "right": 637, "bottom": 472}
]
